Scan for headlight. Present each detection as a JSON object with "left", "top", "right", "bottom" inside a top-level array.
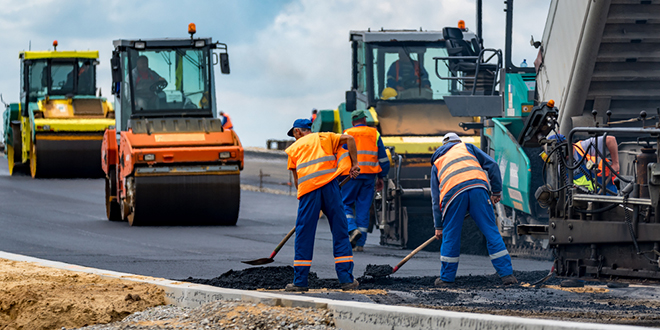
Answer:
[
  {"left": 143, "top": 154, "right": 155, "bottom": 161},
  {"left": 219, "top": 152, "right": 231, "bottom": 159},
  {"left": 194, "top": 40, "right": 205, "bottom": 47},
  {"left": 134, "top": 41, "right": 146, "bottom": 49}
]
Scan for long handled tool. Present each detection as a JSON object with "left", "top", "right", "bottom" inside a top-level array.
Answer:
[
  {"left": 365, "top": 236, "right": 439, "bottom": 277},
  {"left": 241, "top": 176, "right": 352, "bottom": 266}
]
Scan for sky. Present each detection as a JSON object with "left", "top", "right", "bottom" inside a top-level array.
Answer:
[{"left": 0, "top": 0, "right": 550, "bottom": 147}]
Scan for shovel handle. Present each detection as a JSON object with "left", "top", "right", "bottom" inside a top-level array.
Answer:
[
  {"left": 269, "top": 226, "right": 296, "bottom": 259},
  {"left": 339, "top": 176, "right": 350, "bottom": 187},
  {"left": 392, "top": 236, "right": 438, "bottom": 273}
]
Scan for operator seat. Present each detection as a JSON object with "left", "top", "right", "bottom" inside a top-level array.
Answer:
[{"left": 443, "top": 27, "right": 498, "bottom": 94}]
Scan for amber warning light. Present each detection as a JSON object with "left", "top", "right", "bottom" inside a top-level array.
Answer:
[
  {"left": 188, "top": 23, "right": 196, "bottom": 36},
  {"left": 458, "top": 20, "right": 466, "bottom": 31},
  {"left": 53, "top": 40, "right": 58, "bottom": 50}
]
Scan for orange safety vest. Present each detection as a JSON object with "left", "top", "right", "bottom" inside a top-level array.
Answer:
[
  {"left": 222, "top": 114, "right": 233, "bottom": 130},
  {"left": 286, "top": 133, "right": 350, "bottom": 199},
  {"left": 574, "top": 142, "right": 611, "bottom": 179},
  {"left": 337, "top": 126, "right": 381, "bottom": 175},
  {"left": 433, "top": 143, "right": 488, "bottom": 209}
]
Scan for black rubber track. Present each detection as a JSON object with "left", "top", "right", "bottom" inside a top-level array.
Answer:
[{"left": 130, "top": 173, "right": 240, "bottom": 226}]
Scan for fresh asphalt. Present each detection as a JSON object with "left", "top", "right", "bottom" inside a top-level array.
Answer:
[{"left": 0, "top": 153, "right": 551, "bottom": 281}]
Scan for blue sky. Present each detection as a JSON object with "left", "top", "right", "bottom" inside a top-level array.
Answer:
[{"left": 0, "top": 0, "right": 549, "bottom": 147}]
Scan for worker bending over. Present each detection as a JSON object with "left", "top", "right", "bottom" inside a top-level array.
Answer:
[
  {"left": 431, "top": 133, "right": 516, "bottom": 286},
  {"left": 284, "top": 118, "right": 361, "bottom": 292},
  {"left": 339, "top": 110, "right": 390, "bottom": 251},
  {"left": 549, "top": 134, "right": 620, "bottom": 195}
]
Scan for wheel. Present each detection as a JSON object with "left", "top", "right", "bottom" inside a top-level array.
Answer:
[
  {"left": 30, "top": 143, "right": 39, "bottom": 178},
  {"left": 105, "top": 169, "right": 122, "bottom": 221},
  {"left": 6, "top": 144, "right": 15, "bottom": 175}
]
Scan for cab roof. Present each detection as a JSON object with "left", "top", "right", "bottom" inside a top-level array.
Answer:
[
  {"left": 113, "top": 38, "right": 214, "bottom": 48},
  {"left": 19, "top": 50, "right": 99, "bottom": 60},
  {"left": 349, "top": 29, "right": 476, "bottom": 43}
]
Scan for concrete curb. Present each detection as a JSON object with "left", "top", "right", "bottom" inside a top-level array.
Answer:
[{"left": 0, "top": 251, "right": 653, "bottom": 330}]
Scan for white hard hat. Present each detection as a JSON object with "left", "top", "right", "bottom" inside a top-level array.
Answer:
[{"left": 442, "top": 132, "right": 461, "bottom": 144}]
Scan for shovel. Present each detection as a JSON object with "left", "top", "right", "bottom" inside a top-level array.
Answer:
[
  {"left": 241, "top": 176, "right": 352, "bottom": 266},
  {"left": 365, "top": 236, "right": 439, "bottom": 277}
]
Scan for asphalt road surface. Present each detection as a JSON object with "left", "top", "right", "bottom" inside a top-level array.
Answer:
[{"left": 0, "top": 152, "right": 551, "bottom": 281}]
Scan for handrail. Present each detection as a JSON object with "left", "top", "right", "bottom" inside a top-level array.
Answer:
[{"left": 433, "top": 48, "right": 502, "bottom": 96}]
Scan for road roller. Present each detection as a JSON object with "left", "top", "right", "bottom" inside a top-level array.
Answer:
[
  {"left": 102, "top": 25, "right": 243, "bottom": 226},
  {"left": 3, "top": 41, "right": 115, "bottom": 177}
]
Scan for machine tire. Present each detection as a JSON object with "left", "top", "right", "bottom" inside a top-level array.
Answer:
[
  {"left": 6, "top": 144, "right": 16, "bottom": 176},
  {"left": 30, "top": 143, "right": 40, "bottom": 178},
  {"left": 105, "top": 168, "right": 122, "bottom": 221}
]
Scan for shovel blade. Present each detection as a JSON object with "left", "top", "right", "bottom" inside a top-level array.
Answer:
[
  {"left": 241, "top": 258, "right": 275, "bottom": 266},
  {"left": 364, "top": 264, "right": 394, "bottom": 278}
]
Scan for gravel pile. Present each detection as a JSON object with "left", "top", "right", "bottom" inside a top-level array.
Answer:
[{"left": 72, "top": 300, "right": 337, "bottom": 330}]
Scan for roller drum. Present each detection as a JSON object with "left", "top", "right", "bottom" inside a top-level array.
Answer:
[
  {"left": 33, "top": 136, "right": 105, "bottom": 178},
  {"left": 129, "top": 174, "right": 240, "bottom": 226}
]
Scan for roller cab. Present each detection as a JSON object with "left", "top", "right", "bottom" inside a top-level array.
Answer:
[
  {"left": 3, "top": 46, "right": 115, "bottom": 177},
  {"left": 104, "top": 30, "right": 242, "bottom": 226}
]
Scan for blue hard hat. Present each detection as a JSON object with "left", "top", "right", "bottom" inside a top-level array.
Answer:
[{"left": 287, "top": 118, "right": 312, "bottom": 137}]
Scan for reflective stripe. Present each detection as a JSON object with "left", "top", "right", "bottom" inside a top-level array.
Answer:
[
  {"left": 338, "top": 152, "right": 350, "bottom": 162},
  {"left": 346, "top": 214, "right": 355, "bottom": 219},
  {"left": 489, "top": 249, "right": 509, "bottom": 260},
  {"left": 439, "top": 166, "right": 483, "bottom": 189},
  {"left": 358, "top": 161, "right": 378, "bottom": 167},
  {"left": 379, "top": 157, "right": 389, "bottom": 163},
  {"left": 357, "top": 227, "right": 368, "bottom": 232},
  {"left": 335, "top": 259, "right": 354, "bottom": 264},
  {"left": 437, "top": 156, "right": 477, "bottom": 178},
  {"left": 358, "top": 150, "right": 378, "bottom": 156},
  {"left": 298, "top": 168, "right": 337, "bottom": 184},
  {"left": 294, "top": 260, "right": 312, "bottom": 267},
  {"left": 441, "top": 256, "right": 459, "bottom": 263},
  {"left": 297, "top": 155, "right": 337, "bottom": 170}
]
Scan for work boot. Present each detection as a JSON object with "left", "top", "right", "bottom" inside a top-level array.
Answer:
[
  {"left": 434, "top": 278, "right": 454, "bottom": 287},
  {"left": 284, "top": 283, "right": 309, "bottom": 292},
  {"left": 341, "top": 279, "right": 359, "bottom": 291},
  {"left": 349, "top": 229, "right": 362, "bottom": 248},
  {"left": 352, "top": 246, "right": 364, "bottom": 252},
  {"left": 501, "top": 275, "right": 518, "bottom": 285}
]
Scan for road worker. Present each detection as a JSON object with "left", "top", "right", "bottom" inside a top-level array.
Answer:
[
  {"left": 549, "top": 134, "right": 620, "bottom": 195},
  {"left": 220, "top": 111, "right": 233, "bottom": 130},
  {"left": 338, "top": 110, "right": 390, "bottom": 251},
  {"left": 284, "top": 118, "right": 361, "bottom": 292},
  {"left": 431, "top": 132, "right": 517, "bottom": 286}
]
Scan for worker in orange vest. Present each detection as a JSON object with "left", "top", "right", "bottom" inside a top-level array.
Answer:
[
  {"left": 338, "top": 110, "right": 390, "bottom": 252},
  {"left": 284, "top": 118, "right": 361, "bottom": 292},
  {"left": 431, "top": 132, "right": 516, "bottom": 287},
  {"left": 219, "top": 111, "right": 233, "bottom": 130},
  {"left": 311, "top": 108, "right": 318, "bottom": 123}
]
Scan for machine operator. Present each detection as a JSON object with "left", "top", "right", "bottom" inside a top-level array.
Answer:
[
  {"left": 386, "top": 48, "right": 431, "bottom": 99},
  {"left": 132, "top": 55, "right": 167, "bottom": 109},
  {"left": 338, "top": 110, "right": 390, "bottom": 252},
  {"left": 431, "top": 132, "right": 517, "bottom": 287},
  {"left": 220, "top": 111, "right": 233, "bottom": 130},
  {"left": 284, "top": 118, "right": 361, "bottom": 292}
]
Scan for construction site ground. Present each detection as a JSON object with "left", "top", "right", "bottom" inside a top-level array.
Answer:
[{"left": 2, "top": 150, "right": 660, "bottom": 328}]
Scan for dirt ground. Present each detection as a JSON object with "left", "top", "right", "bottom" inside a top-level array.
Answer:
[{"left": 0, "top": 258, "right": 165, "bottom": 330}]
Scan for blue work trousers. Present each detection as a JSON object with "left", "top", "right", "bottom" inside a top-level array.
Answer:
[
  {"left": 294, "top": 179, "right": 354, "bottom": 287},
  {"left": 341, "top": 176, "right": 375, "bottom": 247},
  {"left": 440, "top": 188, "right": 513, "bottom": 282}
]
